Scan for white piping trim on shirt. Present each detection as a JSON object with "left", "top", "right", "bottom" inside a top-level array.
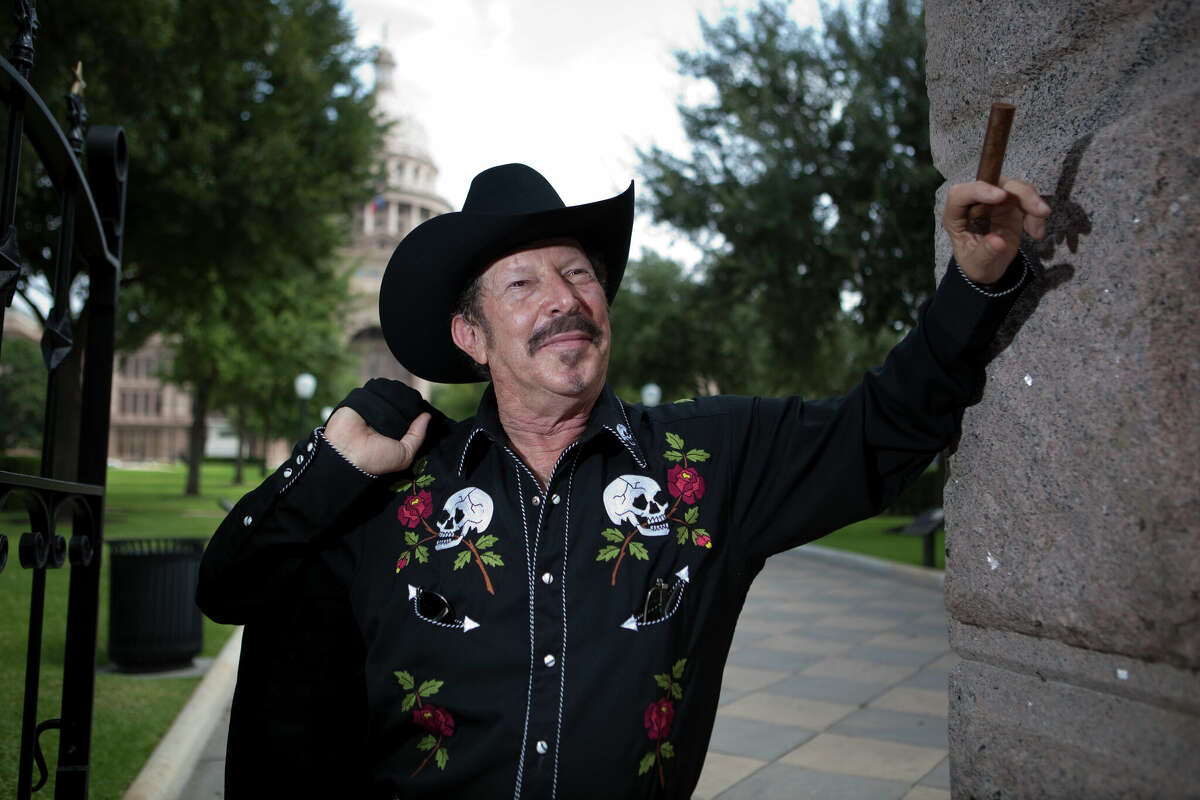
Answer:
[
  {"left": 510, "top": 453, "right": 534, "bottom": 800},
  {"left": 955, "top": 249, "right": 1030, "bottom": 298},
  {"left": 551, "top": 450, "right": 580, "bottom": 799}
]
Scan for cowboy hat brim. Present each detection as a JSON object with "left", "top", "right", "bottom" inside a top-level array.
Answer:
[{"left": 379, "top": 181, "right": 634, "bottom": 384}]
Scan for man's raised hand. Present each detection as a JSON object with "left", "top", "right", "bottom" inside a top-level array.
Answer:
[
  {"left": 324, "top": 407, "right": 430, "bottom": 476},
  {"left": 942, "top": 178, "right": 1050, "bottom": 285}
]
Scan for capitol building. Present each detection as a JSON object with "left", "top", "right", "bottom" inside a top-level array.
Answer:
[{"left": 104, "top": 46, "right": 451, "bottom": 463}]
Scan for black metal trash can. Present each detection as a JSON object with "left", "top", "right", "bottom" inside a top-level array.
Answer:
[{"left": 108, "top": 538, "right": 206, "bottom": 670}]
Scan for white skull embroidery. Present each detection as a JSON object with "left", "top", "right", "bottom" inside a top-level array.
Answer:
[
  {"left": 435, "top": 487, "right": 494, "bottom": 551},
  {"left": 602, "top": 475, "right": 669, "bottom": 536}
]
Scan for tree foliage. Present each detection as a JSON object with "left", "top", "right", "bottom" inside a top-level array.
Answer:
[
  {"left": 637, "top": 0, "right": 938, "bottom": 397},
  {"left": 0, "top": 337, "right": 45, "bottom": 453},
  {"left": 16, "top": 0, "right": 385, "bottom": 492}
]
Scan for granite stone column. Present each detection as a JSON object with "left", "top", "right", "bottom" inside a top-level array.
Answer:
[{"left": 925, "top": 1, "right": 1199, "bottom": 796}]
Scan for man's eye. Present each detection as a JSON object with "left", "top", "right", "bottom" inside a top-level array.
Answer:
[{"left": 508, "top": 279, "right": 529, "bottom": 289}]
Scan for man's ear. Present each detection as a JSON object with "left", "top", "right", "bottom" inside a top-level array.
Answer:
[{"left": 450, "top": 313, "right": 488, "bottom": 367}]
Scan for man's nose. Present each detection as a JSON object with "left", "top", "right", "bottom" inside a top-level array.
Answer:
[{"left": 542, "top": 271, "right": 582, "bottom": 315}]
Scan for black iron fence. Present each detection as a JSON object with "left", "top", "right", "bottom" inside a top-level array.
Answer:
[{"left": 0, "top": 1, "right": 128, "bottom": 796}]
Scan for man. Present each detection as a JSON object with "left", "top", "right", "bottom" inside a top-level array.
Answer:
[{"left": 199, "top": 163, "right": 1049, "bottom": 797}]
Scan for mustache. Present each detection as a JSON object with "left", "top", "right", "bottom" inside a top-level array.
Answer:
[{"left": 527, "top": 312, "right": 603, "bottom": 357}]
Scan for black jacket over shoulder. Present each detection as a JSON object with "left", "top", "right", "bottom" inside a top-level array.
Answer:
[{"left": 199, "top": 256, "right": 1029, "bottom": 799}]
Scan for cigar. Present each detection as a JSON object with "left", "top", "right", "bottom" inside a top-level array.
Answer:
[{"left": 967, "top": 102, "right": 1015, "bottom": 234}]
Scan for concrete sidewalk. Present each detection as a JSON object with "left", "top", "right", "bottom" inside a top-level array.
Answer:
[{"left": 179, "top": 547, "right": 953, "bottom": 799}]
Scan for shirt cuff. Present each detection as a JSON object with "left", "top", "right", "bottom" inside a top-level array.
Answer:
[
  {"left": 924, "top": 250, "right": 1032, "bottom": 362},
  {"left": 272, "top": 427, "right": 381, "bottom": 533}
]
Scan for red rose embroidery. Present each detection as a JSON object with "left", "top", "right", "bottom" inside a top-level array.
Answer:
[
  {"left": 695, "top": 533, "right": 711, "bottom": 549},
  {"left": 643, "top": 698, "right": 675, "bottom": 741},
  {"left": 398, "top": 490, "right": 434, "bottom": 528},
  {"left": 666, "top": 465, "right": 705, "bottom": 505},
  {"left": 414, "top": 704, "right": 455, "bottom": 737},
  {"left": 395, "top": 555, "right": 409, "bottom": 572}
]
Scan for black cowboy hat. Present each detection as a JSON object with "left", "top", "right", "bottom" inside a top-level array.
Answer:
[{"left": 379, "top": 163, "right": 635, "bottom": 384}]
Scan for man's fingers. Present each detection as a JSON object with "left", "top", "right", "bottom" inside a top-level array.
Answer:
[
  {"left": 945, "top": 181, "right": 1007, "bottom": 220},
  {"left": 397, "top": 412, "right": 431, "bottom": 465},
  {"left": 999, "top": 176, "right": 1051, "bottom": 219}
]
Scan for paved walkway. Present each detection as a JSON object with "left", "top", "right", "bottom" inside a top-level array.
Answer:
[{"left": 180, "top": 547, "right": 954, "bottom": 799}]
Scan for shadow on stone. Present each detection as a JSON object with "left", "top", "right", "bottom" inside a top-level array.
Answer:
[{"left": 986, "top": 132, "right": 1095, "bottom": 361}]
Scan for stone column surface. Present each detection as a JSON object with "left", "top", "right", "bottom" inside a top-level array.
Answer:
[{"left": 925, "top": 1, "right": 1199, "bottom": 797}]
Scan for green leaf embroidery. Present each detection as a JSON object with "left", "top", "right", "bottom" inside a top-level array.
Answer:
[
  {"left": 672, "top": 659, "right": 687, "bottom": 679},
  {"left": 676, "top": 528, "right": 688, "bottom": 545},
  {"left": 414, "top": 545, "right": 429, "bottom": 563},
  {"left": 475, "top": 534, "right": 499, "bottom": 550},
  {"left": 418, "top": 679, "right": 443, "bottom": 697},
  {"left": 480, "top": 551, "right": 504, "bottom": 567},
  {"left": 665, "top": 432, "right": 685, "bottom": 450},
  {"left": 414, "top": 457, "right": 429, "bottom": 475},
  {"left": 663, "top": 449, "right": 683, "bottom": 462},
  {"left": 671, "top": 683, "right": 683, "bottom": 700},
  {"left": 453, "top": 551, "right": 471, "bottom": 570},
  {"left": 596, "top": 545, "right": 621, "bottom": 562},
  {"left": 404, "top": 530, "right": 418, "bottom": 546},
  {"left": 684, "top": 506, "right": 699, "bottom": 525},
  {"left": 601, "top": 528, "right": 625, "bottom": 543},
  {"left": 415, "top": 474, "right": 436, "bottom": 488},
  {"left": 686, "top": 448, "right": 711, "bottom": 462},
  {"left": 400, "top": 694, "right": 417, "bottom": 712},
  {"left": 417, "top": 734, "right": 437, "bottom": 752},
  {"left": 629, "top": 542, "right": 650, "bottom": 561},
  {"left": 395, "top": 480, "right": 413, "bottom": 494},
  {"left": 638, "top": 752, "right": 657, "bottom": 775},
  {"left": 654, "top": 673, "right": 672, "bottom": 690},
  {"left": 660, "top": 741, "right": 675, "bottom": 759},
  {"left": 395, "top": 671, "right": 415, "bottom": 690},
  {"left": 435, "top": 747, "right": 449, "bottom": 770}
]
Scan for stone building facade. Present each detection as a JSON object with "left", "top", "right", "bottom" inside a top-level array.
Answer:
[
  {"left": 926, "top": 1, "right": 1199, "bottom": 795},
  {"left": 106, "top": 46, "right": 450, "bottom": 462}
]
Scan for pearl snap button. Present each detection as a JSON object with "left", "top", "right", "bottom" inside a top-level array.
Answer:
[
  {"left": 551, "top": 494, "right": 561, "bottom": 505},
  {"left": 307, "top": 442, "right": 314, "bottom": 452},
  {"left": 544, "top": 654, "right": 556, "bottom": 668},
  {"left": 296, "top": 454, "right": 304, "bottom": 464},
  {"left": 531, "top": 495, "right": 541, "bottom": 506},
  {"left": 242, "top": 515, "right": 253, "bottom": 527},
  {"left": 536, "top": 740, "right": 549, "bottom": 755},
  {"left": 541, "top": 572, "right": 554, "bottom": 585},
  {"left": 283, "top": 468, "right": 293, "bottom": 478}
]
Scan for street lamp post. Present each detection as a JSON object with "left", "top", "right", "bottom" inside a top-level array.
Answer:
[{"left": 294, "top": 372, "right": 317, "bottom": 441}]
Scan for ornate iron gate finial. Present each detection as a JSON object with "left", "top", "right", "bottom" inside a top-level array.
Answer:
[{"left": 9, "top": 0, "right": 37, "bottom": 77}]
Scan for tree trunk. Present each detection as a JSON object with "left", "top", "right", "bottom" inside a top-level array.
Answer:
[
  {"left": 259, "top": 424, "right": 269, "bottom": 476},
  {"left": 233, "top": 403, "right": 245, "bottom": 485},
  {"left": 185, "top": 380, "right": 210, "bottom": 496}
]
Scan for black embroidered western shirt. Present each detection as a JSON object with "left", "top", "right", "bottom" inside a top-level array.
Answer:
[{"left": 199, "top": 256, "right": 1028, "bottom": 799}]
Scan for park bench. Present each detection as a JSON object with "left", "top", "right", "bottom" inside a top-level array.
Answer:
[{"left": 886, "top": 507, "right": 943, "bottom": 568}]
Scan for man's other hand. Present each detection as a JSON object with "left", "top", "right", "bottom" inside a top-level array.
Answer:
[
  {"left": 325, "top": 408, "right": 430, "bottom": 476},
  {"left": 943, "top": 177, "right": 1050, "bottom": 285}
]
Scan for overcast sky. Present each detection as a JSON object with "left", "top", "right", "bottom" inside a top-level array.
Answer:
[{"left": 343, "top": 0, "right": 823, "bottom": 263}]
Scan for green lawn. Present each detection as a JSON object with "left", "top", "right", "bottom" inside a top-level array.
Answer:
[
  {"left": 817, "top": 514, "right": 945, "bottom": 570},
  {"left": 1, "top": 463, "right": 246, "bottom": 799}
]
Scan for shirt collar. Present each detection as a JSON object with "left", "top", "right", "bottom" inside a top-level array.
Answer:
[{"left": 456, "top": 383, "right": 646, "bottom": 477}]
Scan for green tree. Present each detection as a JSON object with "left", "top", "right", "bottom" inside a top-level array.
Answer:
[
  {"left": 638, "top": 0, "right": 938, "bottom": 397},
  {"left": 607, "top": 251, "right": 711, "bottom": 402},
  {"left": 0, "top": 336, "right": 45, "bottom": 453},
  {"left": 18, "top": 0, "right": 384, "bottom": 493}
]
